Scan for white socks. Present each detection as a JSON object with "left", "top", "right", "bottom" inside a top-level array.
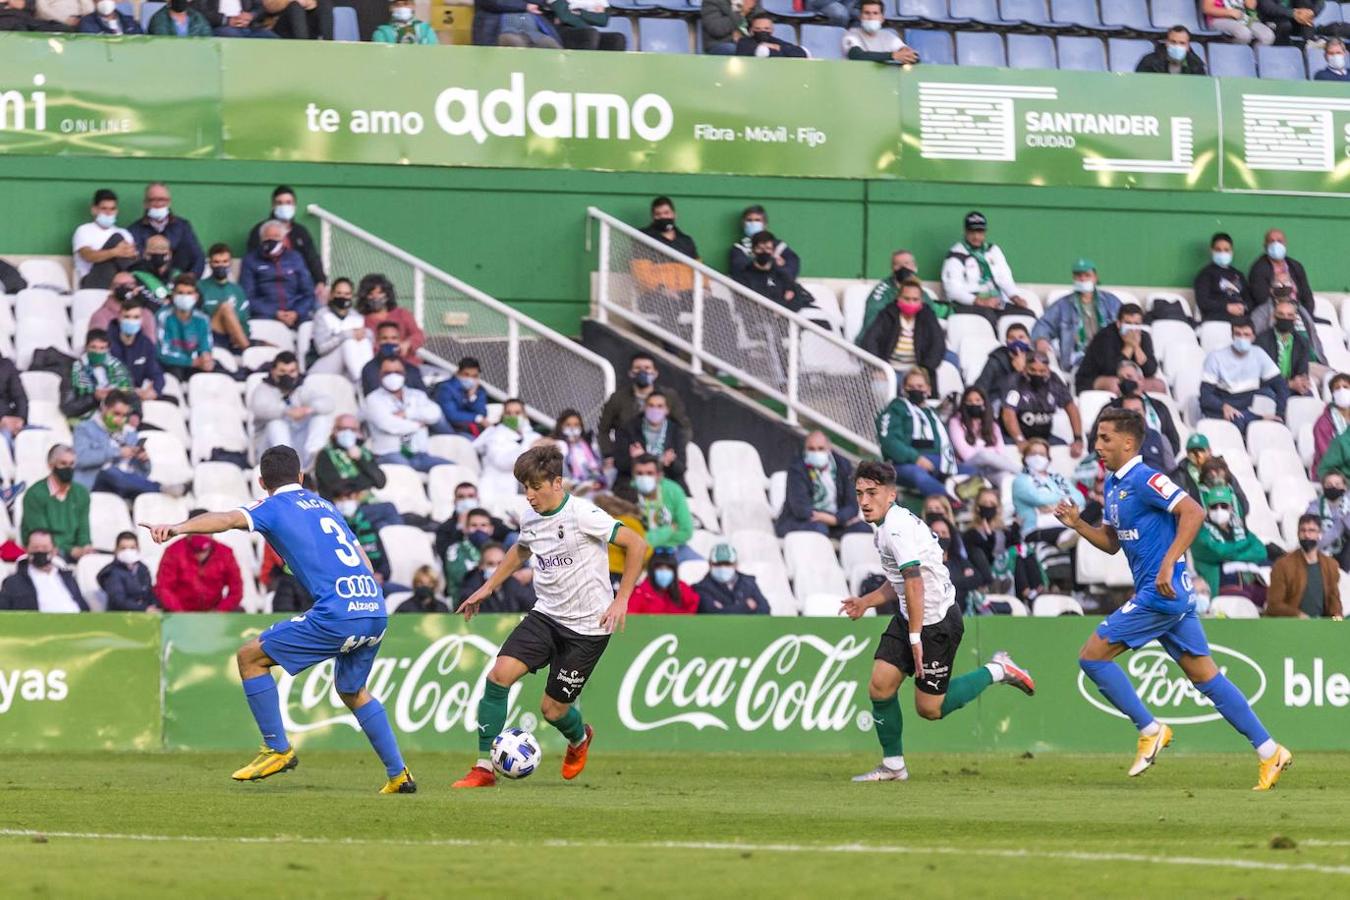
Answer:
[
  {"left": 476, "top": 758, "right": 491, "bottom": 771},
  {"left": 1256, "top": 739, "right": 1277, "bottom": 760},
  {"left": 883, "top": 755, "right": 905, "bottom": 771},
  {"left": 985, "top": 662, "right": 1005, "bottom": 682},
  {"left": 1139, "top": 721, "right": 1161, "bottom": 737}
]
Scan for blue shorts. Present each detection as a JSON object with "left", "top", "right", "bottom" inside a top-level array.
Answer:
[
  {"left": 259, "top": 615, "right": 387, "bottom": 694},
  {"left": 1096, "top": 602, "right": 1210, "bottom": 660}
]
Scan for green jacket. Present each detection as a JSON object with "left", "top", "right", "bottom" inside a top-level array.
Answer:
[
  {"left": 21, "top": 479, "right": 91, "bottom": 555},
  {"left": 876, "top": 397, "right": 956, "bottom": 472},
  {"left": 442, "top": 539, "right": 481, "bottom": 595},
  {"left": 156, "top": 308, "right": 213, "bottom": 368},
  {"left": 1191, "top": 524, "right": 1268, "bottom": 596},
  {"left": 199, "top": 277, "right": 251, "bottom": 337},
  {"left": 858, "top": 278, "right": 945, "bottom": 338},
  {"left": 640, "top": 478, "right": 693, "bottom": 549},
  {"left": 372, "top": 19, "right": 439, "bottom": 43},
  {"left": 147, "top": 8, "right": 213, "bottom": 36},
  {"left": 1318, "top": 428, "right": 1350, "bottom": 480}
]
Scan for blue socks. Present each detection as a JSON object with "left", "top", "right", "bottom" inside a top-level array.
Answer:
[
  {"left": 1079, "top": 659, "right": 1155, "bottom": 730},
  {"left": 355, "top": 698, "right": 406, "bottom": 777},
  {"left": 1195, "top": 674, "right": 1272, "bottom": 751},
  {"left": 242, "top": 674, "right": 289, "bottom": 752}
]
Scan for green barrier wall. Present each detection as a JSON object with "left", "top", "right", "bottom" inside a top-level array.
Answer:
[{"left": 3, "top": 613, "right": 1346, "bottom": 753}]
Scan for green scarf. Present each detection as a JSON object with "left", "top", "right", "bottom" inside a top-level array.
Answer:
[
  {"left": 962, "top": 240, "right": 993, "bottom": 286},
  {"left": 642, "top": 420, "right": 668, "bottom": 456},
  {"left": 325, "top": 444, "right": 362, "bottom": 481},
  {"left": 807, "top": 456, "right": 838, "bottom": 514}
]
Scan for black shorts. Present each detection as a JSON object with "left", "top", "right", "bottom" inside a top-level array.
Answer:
[
  {"left": 498, "top": 610, "right": 611, "bottom": 704},
  {"left": 874, "top": 604, "right": 965, "bottom": 696}
]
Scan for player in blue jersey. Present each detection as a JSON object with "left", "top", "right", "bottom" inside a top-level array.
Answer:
[
  {"left": 143, "top": 445, "right": 415, "bottom": 794},
  {"left": 1055, "top": 408, "right": 1291, "bottom": 790}
]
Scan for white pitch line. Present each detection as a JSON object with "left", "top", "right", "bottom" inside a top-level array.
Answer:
[{"left": 2, "top": 830, "right": 1348, "bottom": 877}]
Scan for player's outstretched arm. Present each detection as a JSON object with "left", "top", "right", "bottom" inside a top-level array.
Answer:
[
  {"left": 602, "top": 526, "right": 647, "bottom": 634},
  {"left": 141, "top": 510, "right": 249, "bottom": 544},
  {"left": 1054, "top": 499, "right": 1120, "bottom": 554},
  {"left": 839, "top": 579, "right": 898, "bottom": 620},
  {"left": 457, "top": 542, "right": 530, "bottom": 621},
  {"left": 1156, "top": 495, "right": 1204, "bottom": 599}
]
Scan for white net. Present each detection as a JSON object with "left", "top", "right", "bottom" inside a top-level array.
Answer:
[
  {"left": 321, "top": 213, "right": 613, "bottom": 430},
  {"left": 597, "top": 216, "right": 894, "bottom": 453}
]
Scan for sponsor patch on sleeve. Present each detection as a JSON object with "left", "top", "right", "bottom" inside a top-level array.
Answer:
[{"left": 1147, "top": 472, "right": 1179, "bottom": 499}]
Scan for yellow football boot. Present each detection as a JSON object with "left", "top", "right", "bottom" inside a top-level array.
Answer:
[
  {"left": 1127, "top": 724, "right": 1173, "bottom": 777},
  {"left": 231, "top": 746, "right": 298, "bottom": 782},
  {"left": 379, "top": 767, "right": 418, "bottom": 794},
  {"left": 1253, "top": 745, "right": 1293, "bottom": 792}
]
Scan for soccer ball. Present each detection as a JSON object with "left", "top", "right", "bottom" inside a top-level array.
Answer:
[{"left": 491, "top": 728, "right": 542, "bottom": 779}]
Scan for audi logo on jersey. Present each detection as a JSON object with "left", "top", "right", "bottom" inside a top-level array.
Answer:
[
  {"left": 335, "top": 575, "right": 380, "bottom": 599},
  {"left": 535, "top": 554, "right": 574, "bottom": 571}
]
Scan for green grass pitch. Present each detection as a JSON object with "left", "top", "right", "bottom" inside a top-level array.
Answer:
[{"left": 3, "top": 751, "right": 1348, "bottom": 898}]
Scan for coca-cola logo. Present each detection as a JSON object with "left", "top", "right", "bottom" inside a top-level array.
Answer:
[
  {"left": 1076, "top": 643, "right": 1266, "bottom": 725},
  {"left": 617, "top": 633, "right": 872, "bottom": 733},
  {"left": 277, "top": 634, "right": 523, "bottom": 734}
]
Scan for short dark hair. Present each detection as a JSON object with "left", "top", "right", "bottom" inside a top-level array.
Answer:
[
  {"left": 860, "top": 0, "right": 884, "bottom": 10},
  {"left": 1211, "top": 232, "right": 1233, "bottom": 247},
  {"left": 272, "top": 185, "right": 295, "bottom": 200},
  {"left": 742, "top": 204, "right": 766, "bottom": 220},
  {"left": 633, "top": 453, "right": 662, "bottom": 471},
  {"left": 651, "top": 196, "right": 674, "bottom": 212},
  {"left": 377, "top": 320, "right": 402, "bottom": 334},
  {"left": 455, "top": 481, "right": 477, "bottom": 494},
  {"left": 208, "top": 242, "right": 231, "bottom": 257},
  {"left": 1298, "top": 513, "right": 1323, "bottom": 531},
  {"left": 1098, "top": 407, "right": 1145, "bottom": 445},
  {"left": 93, "top": 188, "right": 117, "bottom": 206},
  {"left": 465, "top": 508, "right": 493, "bottom": 524},
  {"left": 172, "top": 273, "right": 199, "bottom": 292},
  {"left": 1168, "top": 24, "right": 1190, "bottom": 37},
  {"left": 259, "top": 445, "right": 301, "bottom": 490},
  {"left": 751, "top": 231, "right": 776, "bottom": 248},
  {"left": 332, "top": 277, "right": 353, "bottom": 292},
  {"left": 749, "top": 9, "right": 773, "bottom": 22},
  {"left": 629, "top": 352, "right": 655, "bottom": 368},
  {"left": 1232, "top": 316, "right": 1255, "bottom": 332},
  {"left": 854, "top": 459, "right": 897, "bottom": 487},
  {"left": 457, "top": 356, "right": 481, "bottom": 373},
  {"left": 1007, "top": 322, "right": 1029, "bottom": 338},
  {"left": 272, "top": 351, "right": 298, "bottom": 367},
  {"left": 115, "top": 530, "right": 139, "bottom": 546},
  {"left": 379, "top": 355, "right": 404, "bottom": 372},
  {"left": 86, "top": 328, "right": 110, "bottom": 346},
  {"left": 1118, "top": 303, "right": 1143, "bottom": 319},
  {"left": 104, "top": 389, "right": 134, "bottom": 409},
  {"left": 513, "top": 443, "right": 564, "bottom": 486}
]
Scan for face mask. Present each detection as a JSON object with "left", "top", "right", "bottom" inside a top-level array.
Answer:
[
  {"left": 1329, "top": 53, "right": 1347, "bottom": 70},
  {"left": 1026, "top": 455, "right": 1049, "bottom": 474},
  {"left": 392, "top": 6, "right": 413, "bottom": 21},
  {"left": 459, "top": 376, "right": 478, "bottom": 392},
  {"left": 119, "top": 318, "right": 142, "bottom": 337},
  {"left": 274, "top": 374, "right": 297, "bottom": 391},
  {"left": 1073, "top": 279, "right": 1095, "bottom": 294},
  {"left": 53, "top": 466, "right": 75, "bottom": 484},
  {"left": 116, "top": 548, "right": 140, "bottom": 566},
  {"left": 905, "top": 389, "right": 927, "bottom": 405},
  {"left": 273, "top": 203, "right": 296, "bottom": 222},
  {"left": 412, "top": 585, "right": 434, "bottom": 601},
  {"left": 963, "top": 404, "right": 985, "bottom": 420},
  {"left": 653, "top": 218, "right": 675, "bottom": 232},
  {"left": 1300, "top": 537, "right": 1319, "bottom": 553},
  {"left": 102, "top": 412, "right": 120, "bottom": 432},
  {"left": 1111, "top": 378, "right": 1138, "bottom": 399},
  {"left": 1166, "top": 43, "right": 1187, "bottom": 62},
  {"left": 28, "top": 551, "right": 50, "bottom": 569},
  {"left": 645, "top": 407, "right": 668, "bottom": 425},
  {"left": 652, "top": 569, "right": 675, "bottom": 589},
  {"left": 379, "top": 342, "right": 400, "bottom": 358},
  {"left": 804, "top": 450, "right": 830, "bottom": 468},
  {"left": 467, "top": 530, "right": 491, "bottom": 548},
  {"left": 335, "top": 429, "right": 359, "bottom": 449},
  {"left": 562, "top": 426, "right": 582, "bottom": 441},
  {"left": 897, "top": 300, "right": 923, "bottom": 317},
  {"left": 149, "top": 253, "right": 169, "bottom": 270},
  {"left": 743, "top": 220, "right": 765, "bottom": 238},
  {"left": 632, "top": 370, "right": 656, "bottom": 388},
  {"left": 1232, "top": 337, "right": 1252, "bottom": 353},
  {"left": 937, "top": 536, "right": 952, "bottom": 555},
  {"left": 753, "top": 252, "right": 773, "bottom": 267},
  {"left": 1274, "top": 318, "right": 1295, "bottom": 334},
  {"left": 455, "top": 498, "right": 477, "bottom": 515},
  {"left": 336, "top": 499, "right": 359, "bottom": 518},
  {"left": 95, "top": 213, "right": 117, "bottom": 228},
  {"left": 1208, "top": 508, "right": 1232, "bottom": 527},
  {"left": 96, "top": 0, "right": 116, "bottom": 14},
  {"left": 381, "top": 373, "right": 405, "bottom": 393},
  {"left": 1334, "top": 388, "right": 1350, "bottom": 409},
  {"left": 147, "top": 206, "right": 169, "bottom": 222},
  {"left": 173, "top": 293, "right": 196, "bottom": 312},
  {"left": 861, "top": 17, "right": 882, "bottom": 32},
  {"left": 711, "top": 565, "right": 736, "bottom": 584},
  {"left": 331, "top": 299, "right": 352, "bottom": 316},
  {"left": 1266, "top": 241, "right": 1287, "bottom": 261},
  {"left": 87, "top": 351, "right": 107, "bottom": 367},
  {"left": 262, "top": 239, "right": 284, "bottom": 258},
  {"left": 892, "top": 266, "right": 915, "bottom": 284},
  {"left": 210, "top": 264, "right": 230, "bottom": 281},
  {"left": 1029, "top": 374, "right": 1048, "bottom": 389},
  {"left": 1325, "top": 486, "right": 1345, "bottom": 502},
  {"left": 633, "top": 474, "right": 658, "bottom": 495},
  {"left": 481, "top": 565, "right": 497, "bottom": 581},
  {"left": 1212, "top": 250, "right": 1233, "bottom": 268},
  {"left": 978, "top": 505, "right": 998, "bottom": 522},
  {"left": 501, "top": 415, "right": 521, "bottom": 431}
]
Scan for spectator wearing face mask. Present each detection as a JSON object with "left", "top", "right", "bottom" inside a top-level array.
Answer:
[
  {"left": 456, "top": 544, "right": 537, "bottom": 613},
  {"left": 948, "top": 387, "right": 1020, "bottom": 485},
  {"left": 1012, "top": 438, "right": 1082, "bottom": 584},
  {"left": 89, "top": 277, "right": 158, "bottom": 344},
  {"left": 156, "top": 533, "right": 243, "bottom": 612},
  {"left": 442, "top": 508, "right": 499, "bottom": 597},
  {"left": 366, "top": 357, "right": 449, "bottom": 473},
  {"left": 1093, "top": 360, "right": 1181, "bottom": 456},
  {"left": 941, "top": 211, "right": 1027, "bottom": 321},
  {"left": 974, "top": 322, "right": 1032, "bottom": 405},
  {"left": 1199, "top": 456, "right": 1251, "bottom": 519},
  {"left": 962, "top": 487, "right": 1044, "bottom": 604},
  {"left": 240, "top": 219, "right": 316, "bottom": 329},
  {"left": 434, "top": 482, "right": 514, "bottom": 561},
  {"left": 0, "top": 530, "right": 86, "bottom": 613},
  {"left": 1204, "top": 0, "right": 1276, "bottom": 44},
  {"left": 859, "top": 250, "right": 944, "bottom": 340},
  {"left": 396, "top": 566, "right": 452, "bottom": 613},
  {"left": 1001, "top": 352, "right": 1084, "bottom": 457},
  {"left": 314, "top": 414, "right": 386, "bottom": 497},
  {"left": 1135, "top": 25, "right": 1207, "bottom": 74},
  {"left": 474, "top": 398, "right": 542, "bottom": 507},
  {"left": 249, "top": 352, "right": 334, "bottom": 470},
  {"left": 1200, "top": 317, "right": 1289, "bottom": 434},
  {"left": 1267, "top": 515, "right": 1344, "bottom": 618},
  {"left": 598, "top": 352, "right": 693, "bottom": 462},
  {"left": 629, "top": 548, "right": 698, "bottom": 614},
  {"left": 1032, "top": 259, "right": 1123, "bottom": 373},
  {"left": 199, "top": 243, "right": 251, "bottom": 353},
  {"left": 614, "top": 390, "right": 688, "bottom": 492},
  {"left": 147, "top": 0, "right": 213, "bottom": 36},
  {"left": 155, "top": 275, "right": 215, "bottom": 382},
  {"left": 435, "top": 356, "right": 490, "bottom": 437},
  {"left": 733, "top": 231, "right": 808, "bottom": 314},
  {"left": 73, "top": 188, "right": 138, "bottom": 290},
  {"left": 1195, "top": 232, "right": 1254, "bottom": 323},
  {"left": 78, "top": 0, "right": 142, "bottom": 33},
  {"left": 73, "top": 390, "right": 163, "bottom": 500},
  {"left": 23, "top": 445, "right": 93, "bottom": 562},
  {"left": 131, "top": 234, "right": 178, "bottom": 304},
  {"left": 331, "top": 481, "right": 398, "bottom": 587},
  {"left": 1114, "top": 395, "right": 1176, "bottom": 474},
  {"left": 374, "top": 0, "right": 437, "bottom": 41},
  {"left": 246, "top": 186, "right": 327, "bottom": 298},
  {"left": 263, "top": 0, "right": 334, "bottom": 40},
  {"left": 844, "top": 0, "right": 917, "bottom": 63},
  {"left": 361, "top": 321, "right": 428, "bottom": 396},
  {"left": 729, "top": 206, "right": 800, "bottom": 282},
  {"left": 878, "top": 368, "right": 965, "bottom": 498},
  {"left": 695, "top": 543, "right": 770, "bottom": 614},
  {"left": 1249, "top": 228, "right": 1313, "bottom": 316},
  {"left": 1316, "top": 37, "right": 1350, "bottom": 81},
  {"left": 199, "top": 0, "right": 277, "bottom": 36},
  {"left": 631, "top": 455, "right": 695, "bottom": 561},
  {"left": 776, "top": 431, "right": 865, "bottom": 538},
  {"left": 553, "top": 408, "right": 606, "bottom": 494},
  {"left": 858, "top": 277, "right": 946, "bottom": 386},
  {"left": 736, "top": 11, "right": 808, "bottom": 56},
  {"left": 61, "top": 328, "right": 132, "bottom": 422},
  {"left": 1305, "top": 471, "right": 1350, "bottom": 570},
  {"left": 1250, "top": 283, "right": 1327, "bottom": 383},
  {"left": 1313, "top": 373, "right": 1350, "bottom": 474},
  {"left": 638, "top": 196, "right": 699, "bottom": 260},
  {"left": 97, "top": 532, "right": 157, "bottom": 612},
  {"left": 1191, "top": 485, "right": 1272, "bottom": 601},
  {"left": 309, "top": 278, "right": 372, "bottom": 381},
  {"left": 358, "top": 273, "right": 425, "bottom": 367},
  {"left": 1257, "top": 297, "right": 1316, "bottom": 397},
  {"left": 929, "top": 516, "right": 991, "bottom": 615},
  {"left": 128, "top": 182, "right": 204, "bottom": 279},
  {"left": 1074, "top": 303, "right": 1163, "bottom": 395}
]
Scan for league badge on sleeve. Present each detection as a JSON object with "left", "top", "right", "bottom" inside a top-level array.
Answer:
[{"left": 1147, "top": 472, "right": 1179, "bottom": 499}]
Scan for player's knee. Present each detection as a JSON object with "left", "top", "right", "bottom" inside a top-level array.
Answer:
[
  {"left": 917, "top": 705, "right": 942, "bottom": 721},
  {"left": 337, "top": 689, "right": 367, "bottom": 710},
  {"left": 539, "top": 696, "right": 569, "bottom": 721},
  {"left": 868, "top": 679, "right": 896, "bottom": 701}
]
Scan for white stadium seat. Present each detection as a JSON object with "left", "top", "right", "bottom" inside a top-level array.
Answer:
[
  {"left": 141, "top": 432, "right": 193, "bottom": 487},
  {"left": 944, "top": 313, "right": 996, "bottom": 356},
  {"left": 801, "top": 593, "right": 849, "bottom": 617},
  {"left": 19, "top": 371, "right": 60, "bottom": 405},
  {"left": 730, "top": 530, "right": 786, "bottom": 572},
  {"left": 141, "top": 400, "right": 191, "bottom": 449},
  {"left": 89, "top": 491, "right": 135, "bottom": 552},
  {"left": 303, "top": 373, "right": 360, "bottom": 419},
  {"left": 427, "top": 464, "right": 479, "bottom": 520},
  {"left": 678, "top": 559, "right": 709, "bottom": 587},
  {"left": 841, "top": 283, "right": 872, "bottom": 342},
  {"left": 132, "top": 493, "right": 191, "bottom": 530},
  {"left": 688, "top": 530, "right": 722, "bottom": 560},
  {"left": 709, "top": 440, "right": 769, "bottom": 498},
  {"left": 248, "top": 318, "right": 297, "bottom": 351},
  {"left": 767, "top": 470, "right": 787, "bottom": 518},
  {"left": 427, "top": 434, "right": 481, "bottom": 474},
  {"left": 15, "top": 428, "right": 61, "bottom": 487},
  {"left": 738, "top": 560, "right": 798, "bottom": 616},
  {"left": 1209, "top": 594, "right": 1261, "bottom": 619},
  {"left": 371, "top": 464, "right": 432, "bottom": 518},
  {"left": 75, "top": 552, "right": 113, "bottom": 611},
  {"left": 959, "top": 335, "right": 1000, "bottom": 385},
  {"left": 18, "top": 259, "right": 70, "bottom": 294},
  {"left": 783, "top": 530, "right": 848, "bottom": 603},
  {"left": 192, "top": 461, "right": 253, "bottom": 504},
  {"left": 378, "top": 524, "right": 435, "bottom": 585},
  {"left": 1197, "top": 321, "right": 1232, "bottom": 352},
  {"left": 1196, "top": 418, "right": 1245, "bottom": 457},
  {"left": 1032, "top": 593, "right": 1083, "bottom": 616}
]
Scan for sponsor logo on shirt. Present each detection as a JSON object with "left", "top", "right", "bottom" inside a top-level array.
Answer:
[
  {"left": 1117, "top": 529, "right": 1140, "bottom": 541},
  {"left": 335, "top": 574, "right": 380, "bottom": 599},
  {"left": 535, "top": 554, "right": 575, "bottom": 572}
]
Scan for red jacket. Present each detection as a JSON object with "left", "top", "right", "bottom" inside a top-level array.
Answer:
[
  {"left": 628, "top": 579, "right": 698, "bottom": 614},
  {"left": 156, "top": 539, "right": 243, "bottom": 612},
  {"left": 364, "top": 306, "right": 425, "bottom": 366}
]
